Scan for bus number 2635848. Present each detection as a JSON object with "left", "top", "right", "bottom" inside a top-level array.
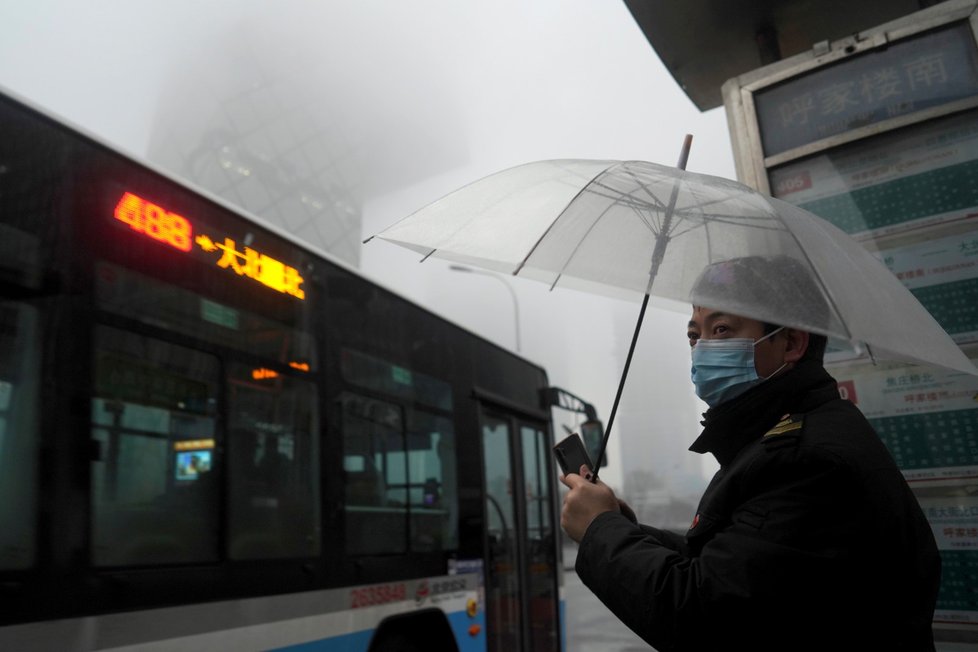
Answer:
[{"left": 350, "top": 583, "right": 407, "bottom": 609}]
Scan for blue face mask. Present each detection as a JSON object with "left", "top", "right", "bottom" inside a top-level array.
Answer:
[{"left": 690, "top": 327, "right": 786, "bottom": 408}]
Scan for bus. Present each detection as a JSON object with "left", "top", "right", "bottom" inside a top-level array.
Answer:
[{"left": 0, "top": 86, "right": 588, "bottom": 651}]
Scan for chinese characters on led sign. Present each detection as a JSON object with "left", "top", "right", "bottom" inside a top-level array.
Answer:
[
  {"left": 777, "top": 55, "right": 946, "bottom": 130},
  {"left": 173, "top": 439, "right": 216, "bottom": 451},
  {"left": 113, "top": 191, "right": 305, "bottom": 300},
  {"left": 195, "top": 234, "right": 305, "bottom": 299},
  {"left": 252, "top": 362, "right": 309, "bottom": 380}
]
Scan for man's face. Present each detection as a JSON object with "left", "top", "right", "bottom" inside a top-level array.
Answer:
[{"left": 687, "top": 306, "right": 789, "bottom": 378}]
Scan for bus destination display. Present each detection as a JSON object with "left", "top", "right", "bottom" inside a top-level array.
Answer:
[{"left": 113, "top": 191, "right": 306, "bottom": 300}]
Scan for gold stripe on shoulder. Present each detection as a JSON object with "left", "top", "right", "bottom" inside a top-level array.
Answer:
[{"left": 764, "top": 417, "right": 803, "bottom": 437}]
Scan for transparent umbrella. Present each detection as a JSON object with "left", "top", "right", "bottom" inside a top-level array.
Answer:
[{"left": 366, "top": 138, "right": 977, "bottom": 472}]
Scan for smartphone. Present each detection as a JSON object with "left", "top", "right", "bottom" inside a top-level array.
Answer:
[{"left": 553, "top": 433, "right": 593, "bottom": 476}]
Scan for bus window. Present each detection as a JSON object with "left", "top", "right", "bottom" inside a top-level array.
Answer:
[
  {"left": 341, "top": 393, "right": 407, "bottom": 555},
  {"left": 95, "top": 261, "right": 317, "bottom": 369},
  {"left": 90, "top": 326, "right": 220, "bottom": 567},
  {"left": 227, "top": 364, "right": 320, "bottom": 560},
  {"left": 340, "top": 348, "right": 452, "bottom": 411},
  {"left": 340, "top": 393, "right": 459, "bottom": 555},
  {"left": 481, "top": 414, "right": 559, "bottom": 652},
  {"left": 0, "top": 303, "right": 40, "bottom": 570},
  {"left": 404, "top": 412, "right": 457, "bottom": 552},
  {"left": 481, "top": 415, "right": 520, "bottom": 651},
  {"left": 0, "top": 95, "right": 59, "bottom": 571},
  {"left": 0, "top": 95, "right": 66, "bottom": 291}
]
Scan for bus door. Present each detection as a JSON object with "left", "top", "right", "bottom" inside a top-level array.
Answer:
[{"left": 480, "top": 408, "right": 559, "bottom": 652}]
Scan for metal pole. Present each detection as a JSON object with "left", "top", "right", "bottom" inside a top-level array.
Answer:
[{"left": 449, "top": 265, "right": 521, "bottom": 353}]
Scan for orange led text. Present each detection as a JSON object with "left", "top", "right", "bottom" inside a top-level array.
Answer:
[
  {"left": 196, "top": 235, "right": 306, "bottom": 300},
  {"left": 252, "top": 368, "right": 280, "bottom": 380},
  {"left": 174, "top": 438, "right": 216, "bottom": 451},
  {"left": 114, "top": 192, "right": 193, "bottom": 252}
]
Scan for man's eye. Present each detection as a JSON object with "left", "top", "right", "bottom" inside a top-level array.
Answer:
[
  {"left": 687, "top": 333, "right": 699, "bottom": 346},
  {"left": 713, "top": 325, "right": 729, "bottom": 335}
]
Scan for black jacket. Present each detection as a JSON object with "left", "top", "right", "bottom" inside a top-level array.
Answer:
[{"left": 575, "top": 359, "right": 940, "bottom": 652}]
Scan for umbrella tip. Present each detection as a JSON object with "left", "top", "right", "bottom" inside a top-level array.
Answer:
[
  {"left": 362, "top": 235, "right": 374, "bottom": 244},
  {"left": 678, "top": 135, "right": 693, "bottom": 170}
]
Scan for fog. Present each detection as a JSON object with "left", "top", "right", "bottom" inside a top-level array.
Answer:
[{"left": 0, "top": 0, "right": 736, "bottom": 509}]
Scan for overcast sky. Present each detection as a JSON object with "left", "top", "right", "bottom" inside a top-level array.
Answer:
[{"left": 0, "top": 0, "right": 736, "bottom": 492}]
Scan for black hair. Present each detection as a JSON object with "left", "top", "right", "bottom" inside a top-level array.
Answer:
[{"left": 760, "top": 321, "right": 827, "bottom": 363}]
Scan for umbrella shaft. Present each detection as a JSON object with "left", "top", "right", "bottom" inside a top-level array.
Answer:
[
  {"left": 592, "top": 134, "right": 692, "bottom": 481},
  {"left": 592, "top": 291, "right": 649, "bottom": 477}
]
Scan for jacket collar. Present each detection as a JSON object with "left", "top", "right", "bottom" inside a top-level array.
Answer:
[{"left": 689, "top": 359, "right": 839, "bottom": 466}]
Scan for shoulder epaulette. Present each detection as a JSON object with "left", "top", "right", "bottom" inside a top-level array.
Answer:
[
  {"left": 762, "top": 414, "right": 804, "bottom": 449},
  {"left": 764, "top": 414, "right": 804, "bottom": 438}
]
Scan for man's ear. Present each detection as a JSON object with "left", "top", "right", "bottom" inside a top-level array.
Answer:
[{"left": 783, "top": 329, "right": 810, "bottom": 363}]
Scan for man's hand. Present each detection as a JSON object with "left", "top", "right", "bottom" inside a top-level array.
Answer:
[{"left": 560, "top": 465, "right": 620, "bottom": 543}]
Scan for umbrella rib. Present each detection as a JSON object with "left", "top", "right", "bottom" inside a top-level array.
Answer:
[
  {"left": 545, "top": 163, "right": 685, "bottom": 292},
  {"left": 595, "top": 180, "right": 715, "bottom": 239},
  {"left": 544, "top": 189, "right": 671, "bottom": 291},
  {"left": 668, "top": 217, "right": 784, "bottom": 238},
  {"left": 513, "top": 161, "right": 621, "bottom": 275},
  {"left": 618, "top": 166, "right": 670, "bottom": 233},
  {"left": 607, "top": 187, "right": 669, "bottom": 238},
  {"left": 619, "top": 166, "right": 670, "bottom": 208},
  {"left": 586, "top": 164, "right": 679, "bottom": 223},
  {"left": 536, "top": 196, "right": 659, "bottom": 291},
  {"left": 618, "top": 197, "right": 664, "bottom": 236},
  {"left": 546, "top": 199, "right": 626, "bottom": 290},
  {"left": 705, "top": 214, "right": 775, "bottom": 223},
  {"left": 625, "top": 179, "right": 717, "bottom": 237},
  {"left": 584, "top": 183, "right": 668, "bottom": 219},
  {"left": 587, "top": 167, "right": 669, "bottom": 209},
  {"left": 632, "top": 206, "right": 660, "bottom": 236},
  {"left": 667, "top": 221, "right": 708, "bottom": 240},
  {"left": 612, "top": 183, "right": 667, "bottom": 236},
  {"left": 598, "top": 180, "right": 780, "bottom": 240},
  {"left": 586, "top": 178, "right": 663, "bottom": 203},
  {"left": 658, "top": 182, "right": 777, "bottom": 235}
]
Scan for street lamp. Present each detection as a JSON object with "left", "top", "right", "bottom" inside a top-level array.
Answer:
[{"left": 449, "top": 265, "right": 521, "bottom": 353}]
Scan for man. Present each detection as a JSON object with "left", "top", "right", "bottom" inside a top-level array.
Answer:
[{"left": 561, "top": 255, "right": 940, "bottom": 652}]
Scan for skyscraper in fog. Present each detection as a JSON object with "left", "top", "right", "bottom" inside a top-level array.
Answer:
[{"left": 145, "top": 23, "right": 465, "bottom": 267}]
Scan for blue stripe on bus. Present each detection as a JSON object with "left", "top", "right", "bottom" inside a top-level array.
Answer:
[
  {"left": 270, "top": 629, "right": 372, "bottom": 651},
  {"left": 269, "top": 607, "right": 487, "bottom": 652},
  {"left": 446, "top": 608, "right": 487, "bottom": 652},
  {"left": 560, "top": 598, "right": 566, "bottom": 652}
]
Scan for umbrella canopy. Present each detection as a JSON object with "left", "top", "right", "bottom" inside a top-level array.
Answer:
[{"left": 371, "top": 158, "right": 977, "bottom": 377}]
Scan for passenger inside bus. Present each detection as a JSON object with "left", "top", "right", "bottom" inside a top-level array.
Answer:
[{"left": 229, "top": 427, "right": 305, "bottom": 558}]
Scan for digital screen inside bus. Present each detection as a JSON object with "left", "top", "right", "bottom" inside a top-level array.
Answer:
[
  {"left": 112, "top": 191, "right": 305, "bottom": 301},
  {"left": 175, "top": 450, "right": 212, "bottom": 481}
]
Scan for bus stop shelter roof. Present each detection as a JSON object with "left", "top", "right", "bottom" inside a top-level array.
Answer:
[{"left": 622, "top": 0, "right": 933, "bottom": 111}]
